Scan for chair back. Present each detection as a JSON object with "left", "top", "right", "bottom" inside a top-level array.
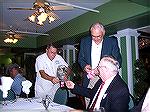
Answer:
[
  {"left": 53, "top": 87, "right": 68, "bottom": 105},
  {"left": 6, "top": 90, "right": 16, "bottom": 101},
  {"left": 0, "top": 90, "right": 3, "bottom": 101},
  {"left": 0, "top": 89, "right": 16, "bottom": 101}
]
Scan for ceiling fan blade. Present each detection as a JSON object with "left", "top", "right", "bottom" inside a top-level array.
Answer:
[
  {"left": 47, "top": 0, "right": 99, "bottom": 13},
  {"left": 15, "top": 30, "right": 49, "bottom": 36},
  {"left": 13, "top": 34, "right": 23, "bottom": 39},
  {"left": 8, "top": 8, "right": 35, "bottom": 10},
  {"left": 50, "top": 5, "right": 74, "bottom": 11},
  {"left": 0, "top": 29, "right": 10, "bottom": 32}
]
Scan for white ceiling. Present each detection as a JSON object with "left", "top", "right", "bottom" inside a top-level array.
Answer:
[{"left": 0, "top": 0, "right": 110, "bottom": 34}]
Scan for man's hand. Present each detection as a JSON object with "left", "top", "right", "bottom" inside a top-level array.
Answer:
[
  {"left": 65, "top": 80, "right": 75, "bottom": 89},
  {"left": 84, "top": 64, "right": 92, "bottom": 73},
  {"left": 93, "top": 67, "right": 99, "bottom": 76},
  {"left": 52, "top": 77, "right": 59, "bottom": 84}
]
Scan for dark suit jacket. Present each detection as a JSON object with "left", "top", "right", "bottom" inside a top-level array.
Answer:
[
  {"left": 78, "top": 36, "right": 122, "bottom": 87},
  {"left": 78, "top": 36, "right": 122, "bottom": 69},
  {"left": 71, "top": 75, "right": 130, "bottom": 112}
]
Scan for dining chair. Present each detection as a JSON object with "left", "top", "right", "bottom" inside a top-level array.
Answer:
[
  {"left": 0, "top": 89, "right": 16, "bottom": 101},
  {"left": 53, "top": 87, "right": 68, "bottom": 105},
  {"left": 0, "top": 90, "right": 3, "bottom": 101},
  {"left": 6, "top": 90, "right": 16, "bottom": 101}
]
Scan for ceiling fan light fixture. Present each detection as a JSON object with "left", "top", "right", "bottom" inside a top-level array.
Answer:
[
  {"left": 44, "top": 2, "right": 49, "bottom": 6},
  {"left": 36, "top": 12, "right": 48, "bottom": 25},
  {"left": 4, "top": 38, "right": 18, "bottom": 44},
  {"left": 8, "top": 0, "right": 101, "bottom": 26},
  {"left": 37, "top": 20, "right": 44, "bottom": 25},
  {"left": 39, "top": 7, "right": 45, "bottom": 13},
  {"left": 13, "top": 39, "right": 18, "bottom": 43},
  {"left": 28, "top": 15, "right": 36, "bottom": 22},
  {"left": 38, "top": 12, "right": 48, "bottom": 21},
  {"left": 4, "top": 38, "right": 10, "bottom": 43},
  {"left": 48, "top": 16, "right": 55, "bottom": 23}
]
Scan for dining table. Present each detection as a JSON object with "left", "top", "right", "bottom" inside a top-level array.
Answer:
[{"left": 1, "top": 97, "right": 74, "bottom": 112}]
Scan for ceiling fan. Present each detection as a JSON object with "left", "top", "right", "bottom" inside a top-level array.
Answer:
[
  {"left": 0, "top": 26, "right": 49, "bottom": 43},
  {"left": 8, "top": 0, "right": 99, "bottom": 25}
]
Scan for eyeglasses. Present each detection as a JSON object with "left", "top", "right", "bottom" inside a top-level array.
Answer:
[
  {"left": 97, "top": 66, "right": 106, "bottom": 69},
  {"left": 91, "top": 35, "right": 102, "bottom": 38}
]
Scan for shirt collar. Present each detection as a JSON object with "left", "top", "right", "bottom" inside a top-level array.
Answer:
[{"left": 105, "top": 75, "right": 116, "bottom": 84}]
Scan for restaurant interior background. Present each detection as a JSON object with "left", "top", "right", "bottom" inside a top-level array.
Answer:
[{"left": 0, "top": 0, "right": 150, "bottom": 109}]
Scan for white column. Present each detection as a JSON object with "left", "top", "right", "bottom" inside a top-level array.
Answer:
[
  {"left": 115, "top": 28, "right": 140, "bottom": 95},
  {"left": 62, "top": 45, "right": 76, "bottom": 97},
  {"left": 62, "top": 45, "right": 76, "bottom": 66},
  {"left": 135, "top": 36, "right": 139, "bottom": 59}
]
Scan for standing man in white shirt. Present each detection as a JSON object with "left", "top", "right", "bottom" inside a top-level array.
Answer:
[{"left": 35, "top": 44, "right": 70, "bottom": 99}]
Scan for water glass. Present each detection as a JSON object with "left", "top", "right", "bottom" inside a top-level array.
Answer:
[{"left": 94, "top": 107, "right": 105, "bottom": 112}]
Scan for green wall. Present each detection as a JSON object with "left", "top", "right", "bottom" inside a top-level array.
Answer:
[
  {"left": 0, "top": 0, "right": 149, "bottom": 48},
  {"left": 46, "top": 0, "right": 149, "bottom": 44},
  {"left": 0, "top": 54, "right": 13, "bottom": 65}
]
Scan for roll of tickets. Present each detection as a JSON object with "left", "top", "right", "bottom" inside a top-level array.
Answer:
[{"left": 87, "top": 70, "right": 95, "bottom": 80}]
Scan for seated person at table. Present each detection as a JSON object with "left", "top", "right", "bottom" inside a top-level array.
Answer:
[
  {"left": 65, "top": 56, "right": 130, "bottom": 112},
  {"left": 6, "top": 63, "right": 26, "bottom": 96}
]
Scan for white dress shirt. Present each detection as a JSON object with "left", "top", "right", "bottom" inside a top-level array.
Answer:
[
  {"left": 91, "top": 40, "right": 103, "bottom": 69},
  {"left": 90, "top": 75, "right": 115, "bottom": 110},
  {"left": 85, "top": 40, "right": 103, "bottom": 108},
  {"left": 88, "top": 40, "right": 103, "bottom": 88},
  {"left": 141, "top": 88, "right": 150, "bottom": 112}
]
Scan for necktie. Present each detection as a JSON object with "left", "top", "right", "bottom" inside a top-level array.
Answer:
[{"left": 89, "top": 82, "right": 105, "bottom": 111}]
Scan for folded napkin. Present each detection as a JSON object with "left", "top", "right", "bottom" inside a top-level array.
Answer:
[
  {"left": 0, "top": 76, "right": 14, "bottom": 98},
  {"left": 22, "top": 80, "right": 32, "bottom": 94}
]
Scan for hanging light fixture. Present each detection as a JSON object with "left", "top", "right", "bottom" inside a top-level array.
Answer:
[
  {"left": 8, "top": 0, "right": 100, "bottom": 26},
  {"left": 4, "top": 38, "right": 18, "bottom": 43},
  {"left": 48, "top": 16, "right": 55, "bottom": 23},
  {"left": 28, "top": 14, "right": 36, "bottom": 22},
  {"left": 28, "top": 7, "right": 57, "bottom": 26},
  {"left": 4, "top": 34, "right": 18, "bottom": 44}
]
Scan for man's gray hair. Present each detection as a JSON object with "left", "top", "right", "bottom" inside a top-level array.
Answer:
[
  {"left": 100, "top": 55, "right": 119, "bottom": 72},
  {"left": 90, "top": 22, "right": 105, "bottom": 33}
]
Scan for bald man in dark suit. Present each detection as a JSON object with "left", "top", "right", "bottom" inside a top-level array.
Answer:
[{"left": 66, "top": 56, "right": 129, "bottom": 112}]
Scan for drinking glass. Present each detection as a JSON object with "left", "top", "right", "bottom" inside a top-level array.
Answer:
[
  {"left": 57, "top": 65, "right": 67, "bottom": 88},
  {"left": 42, "top": 95, "right": 53, "bottom": 110},
  {"left": 94, "top": 107, "right": 105, "bottom": 112}
]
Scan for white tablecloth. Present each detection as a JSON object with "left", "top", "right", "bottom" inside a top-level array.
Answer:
[{"left": 1, "top": 98, "right": 73, "bottom": 112}]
